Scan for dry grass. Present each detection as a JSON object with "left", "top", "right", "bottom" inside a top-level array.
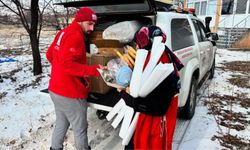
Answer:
[
  {"left": 218, "top": 61, "right": 250, "bottom": 75},
  {"left": 217, "top": 61, "right": 250, "bottom": 90},
  {"left": 204, "top": 58, "right": 250, "bottom": 149},
  {"left": 233, "top": 32, "right": 250, "bottom": 49},
  {"left": 212, "top": 134, "right": 250, "bottom": 149},
  {"left": 228, "top": 75, "right": 250, "bottom": 89},
  {"left": 0, "top": 25, "right": 56, "bottom": 55},
  {"left": 205, "top": 93, "right": 250, "bottom": 149},
  {"left": 0, "top": 25, "right": 27, "bottom": 37},
  {"left": 0, "top": 25, "right": 56, "bottom": 37}
]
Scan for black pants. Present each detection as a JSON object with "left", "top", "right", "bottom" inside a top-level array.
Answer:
[{"left": 124, "top": 134, "right": 134, "bottom": 150}]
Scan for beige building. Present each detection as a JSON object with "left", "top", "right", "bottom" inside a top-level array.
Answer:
[{"left": 185, "top": 0, "right": 250, "bottom": 47}]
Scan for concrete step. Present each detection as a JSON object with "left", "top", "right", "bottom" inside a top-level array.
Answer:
[
  {"left": 218, "top": 36, "right": 238, "bottom": 40},
  {"left": 216, "top": 27, "right": 249, "bottom": 48},
  {"left": 220, "top": 28, "right": 248, "bottom": 31},
  {"left": 219, "top": 32, "right": 246, "bottom": 36},
  {"left": 217, "top": 43, "right": 230, "bottom": 48},
  {"left": 217, "top": 39, "right": 237, "bottom": 44},
  {"left": 217, "top": 41, "right": 234, "bottom": 44}
]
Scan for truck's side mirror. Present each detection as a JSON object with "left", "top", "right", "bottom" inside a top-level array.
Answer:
[
  {"left": 211, "top": 33, "right": 219, "bottom": 41},
  {"left": 205, "top": 17, "right": 212, "bottom": 24},
  {"left": 205, "top": 17, "right": 212, "bottom": 33}
]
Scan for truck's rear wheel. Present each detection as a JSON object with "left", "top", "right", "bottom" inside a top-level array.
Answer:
[{"left": 179, "top": 77, "right": 197, "bottom": 119}]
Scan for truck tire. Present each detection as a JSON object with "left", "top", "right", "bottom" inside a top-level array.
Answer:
[
  {"left": 209, "top": 58, "right": 215, "bottom": 79},
  {"left": 179, "top": 77, "right": 197, "bottom": 119}
]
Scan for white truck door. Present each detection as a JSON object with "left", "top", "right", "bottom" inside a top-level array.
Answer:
[
  {"left": 169, "top": 18, "right": 197, "bottom": 107},
  {"left": 197, "top": 21, "right": 214, "bottom": 69},
  {"left": 192, "top": 19, "right": 211, "bottom": 80}
]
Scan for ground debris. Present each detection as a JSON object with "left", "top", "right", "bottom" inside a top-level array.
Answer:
[
  {"left": 228, "top": 75, "right": 250, "bottom": 89},
  {"left": 0, "top": 92, "right": 8, "bottom": 100},
  {"left": 0, "top": 48, "right": 31, "bottom": 56},
  {"left": 218, "top": 61, "right": 250, "bottom": 75},
  {"left": 1, "top": 68, "right": 22, "bottom": 80},
  {"left": 213, "top": 134, "right": 250, "bottom": 150},
  {"left": 204, "top": 92, "right": 250, "bottom": 148}
]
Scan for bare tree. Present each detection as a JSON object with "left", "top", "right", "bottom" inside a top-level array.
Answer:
[
  {"left": 46, "top": 1, "right": 76, "bottom": 30},
  {"left": 0, "top": 0, "right": 52, "bottom": 75}
]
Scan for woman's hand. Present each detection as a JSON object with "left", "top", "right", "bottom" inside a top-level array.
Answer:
[
  {"left": 117, "top": 88, "right": 122, "bottom": 92},
  {"left": 125, "top": 87, "right": 130, "bottom": 94},
  {"left": 117, "top": 87, "right": 130, "bottom": 93}
]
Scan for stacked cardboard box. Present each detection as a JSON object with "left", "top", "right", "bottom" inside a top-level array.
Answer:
[{"left": 87, "top": 32, "right": 124, "bottom": 94}]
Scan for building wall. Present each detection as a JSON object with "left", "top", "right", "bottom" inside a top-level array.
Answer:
[{"left": 186, "top": 0, "right": 250, "bottom": 28}]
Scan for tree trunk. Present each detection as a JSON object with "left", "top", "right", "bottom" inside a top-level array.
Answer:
[
  {"left": 30, "top": 0, "right": 42, "bottom": 75},
  {"left": 30, "top": 35, "right": 42, "bottom": 75}
]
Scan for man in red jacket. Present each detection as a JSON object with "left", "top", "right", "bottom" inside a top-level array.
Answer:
[{"left": 46, "top": 7, "right": 104, "bottom": 150}]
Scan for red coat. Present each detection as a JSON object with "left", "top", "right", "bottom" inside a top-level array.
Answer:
[
  {"left": 46, "top": 21, "right": 100, "bottom": 99},
  {"left": 134, "top": 52, "right": 178, "bottom": 150}
]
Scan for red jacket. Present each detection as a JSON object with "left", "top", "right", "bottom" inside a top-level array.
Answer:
[
  {"left": 46, "top": 21, "right": 100, "bottom": 99},
  {"left": 134, "top": 52, "right": 178, "bottom": 150}
]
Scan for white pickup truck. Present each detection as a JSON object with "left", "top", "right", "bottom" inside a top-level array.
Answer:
[{"left": 54, "top": 0, "right": 219, "bottom": 119}]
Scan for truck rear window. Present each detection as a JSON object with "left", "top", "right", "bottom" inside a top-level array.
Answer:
[{"left": 171, "top": 19, "right": 194, "bottom": 51}]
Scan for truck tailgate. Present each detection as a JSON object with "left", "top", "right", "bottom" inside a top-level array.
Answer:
[{"left": 39, "top": 89, "right": 120, "bottom": 112}]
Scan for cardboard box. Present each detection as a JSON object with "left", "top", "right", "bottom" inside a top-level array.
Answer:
[
  {"left": 87, "top": 54, "right": 112, "bottom": 94},
  {"left": 87, "top": 45, "right": 124, "bottom": 94},
  {"left": 89, "top": 31, "right": 103, "bottom": 43},
  {"left": 87, "top": 36, "right": 124, "bottom": 94}
]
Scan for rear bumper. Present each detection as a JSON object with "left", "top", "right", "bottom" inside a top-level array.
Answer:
[{"left": 39, "top": 89, "right": 119, "bottom": 112}]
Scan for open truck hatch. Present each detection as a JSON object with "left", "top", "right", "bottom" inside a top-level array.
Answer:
[{"left": 53, "top": 0, "right": 156, "bottom": 16}]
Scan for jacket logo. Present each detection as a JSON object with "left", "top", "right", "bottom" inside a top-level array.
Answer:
[
  {"left": 55, "top": 31, "right": 65, "bottom": 50},
  {"left": 54, "top": 45, "right": 59, "bottom": 50},
  {"left": 92, "top": 14, "right": 97, "bottom": 21},
  {"left": 69, "top": 48, "right": 76, "bottom": 53}
]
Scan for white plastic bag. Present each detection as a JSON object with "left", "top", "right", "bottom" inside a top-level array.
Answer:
[{"left": 103, "top": 20, "right": 142, "bottom": 43}]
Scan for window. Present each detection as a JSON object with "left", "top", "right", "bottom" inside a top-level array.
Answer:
[
  {"left": 200, "top": 1, "right": 207, "bottom": 15},
  {"left": 187, "top": 3, "right": 194, "bottom": 8},
  {"left": 193, "top": 20, "right": 208, "bottom": 42},
  {"left": 171, "top": 19, "right": 194, "bottom": 51},
  {"left": 207, "top": 0, "right": 217, "bottom": 15},
  {"left": 236, "top": 0, "right": 247, "bottom": 14},
  {"left": 221, "top": 0, "right": 234, "bottom": 15},
  {"left": 249, "top": 2, "right": 250, "bottom": 13},
  {"left": 193, "top": 20, "right": 203, "bottom": 42},
  {"left": 197, "top": 21, "right": 208, "bottom": 41},
  {"left": 195, "top": 2, "right": 200, "bottom": 15}
]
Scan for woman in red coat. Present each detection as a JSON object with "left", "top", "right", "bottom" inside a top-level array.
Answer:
[{"left": 119, "top": 26, "right": 183, "bottom": 150}]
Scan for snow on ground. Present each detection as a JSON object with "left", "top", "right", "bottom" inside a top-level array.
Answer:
[
  {"left": 179, "top": 49, "right": 250, "bottom": 149},
  {"left": 0, "top": 26, "right": 250, "bottom": 150}
]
